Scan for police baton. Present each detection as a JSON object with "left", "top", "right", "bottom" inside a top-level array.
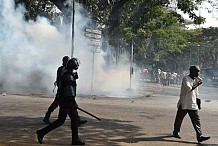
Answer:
[
  {"left": 53, "top": 81, "right": 57, "bottom": 92},
  {"left": 53, "top": 85, "right": 56, "bottom": 92},
  {"left": 77, "top": 107, "right": 101, "bottom": 121}
]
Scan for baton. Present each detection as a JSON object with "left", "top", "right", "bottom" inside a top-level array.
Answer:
[
  {"left": 53, "top": 84, "right": 56, "bottom": 92},
  {"left": 77, "top": 107, "right": 101, "bottom": 121}
]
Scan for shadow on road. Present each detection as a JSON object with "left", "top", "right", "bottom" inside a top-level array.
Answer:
[
  {"left": 0, "top": 115, "right": 143, "bottom": 146},
  {"left": 112, "top": 134, "right": 218, "bottom": 146},
  {"left": 1, "top": 115, "right": 216, "bottom": 146},
  {"left": 1, "top": 113, "right": 217, "bottom": 146}
]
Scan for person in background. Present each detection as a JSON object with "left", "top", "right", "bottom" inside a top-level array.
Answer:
[
  {"left": 160, "top": 70, "right": 167, "bottom": 86},
  {"left": 173, "top": 65, "right": 210, "bottom": 143},
  {"left": 37, "top": 58, "right": 85, "bottom": 145}
]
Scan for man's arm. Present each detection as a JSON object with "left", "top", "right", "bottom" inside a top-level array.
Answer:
[
  {"left": 190, "top": 81, "right": 202, "bottom": 92},
  {"left": 182, "top": 77, "right": 192, "bottom": 92}
]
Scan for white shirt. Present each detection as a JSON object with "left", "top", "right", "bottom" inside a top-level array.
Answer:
[
  {"left": 172, "top": 72, "right": 177, "bottom": 79},
  {"left": 161, "top": 71, "right": 167, "bottom": 79},
  {"left": 177, "top": 75, "right": 199, "bottom": 110}
]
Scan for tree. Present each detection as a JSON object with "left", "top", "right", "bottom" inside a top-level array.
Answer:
[
  {"left": 15, "top": 0, "right": 62, "bottom": 23},
  {"left": 14, "top": 0, "right": 218, "bottom": 71}
]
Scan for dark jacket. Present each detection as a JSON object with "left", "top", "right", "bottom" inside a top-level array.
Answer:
[
  {"left": 56, "top": 66, "right": 66, "bottom": 88},
  {"left": 59, "top": 71, "right": 77, "bottom": 103}
]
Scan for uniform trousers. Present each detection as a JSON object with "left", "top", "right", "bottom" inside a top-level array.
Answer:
[
  {"left": 45, "top": 94, "right": 59, "bottom": 118},
  {"left": 39, "top": 100, "right": 79, "bottom": 140},
  {"left": 174, "top": 106, "right": 202, "bottom": 138}
]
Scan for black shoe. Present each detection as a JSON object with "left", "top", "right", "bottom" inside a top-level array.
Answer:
[
  {"left": 43, "top": 117, "right": 51, "bottom": 124},
  {"left": 78, "top": 120, "right": 87, "bottom": 126},
  {"left": 72, "top": 139, "right": 85, "bottom": 145},
  {"left": 197, "top": 136, "right": 210, "bottom": 143},
  {"left": 173, "top": 131, "right": 181, "bottom": 139},
  {"left": 36, "top": 130, "right": 44, "bottom": 144}
]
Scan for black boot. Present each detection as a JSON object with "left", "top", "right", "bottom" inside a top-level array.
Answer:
[
  {"left": 197, "top": 136, "right": 210, "bottom": 143},
  {"left": 78, "top": 120, "right": 87, "bottom": 126},
  {"left": 43, "top": 114, "right": 51, "bottom": 124},
  {"left": 72, "top": 138, "right": 85, "bottom": 145},
  {"left": 173, "top": 131, "right": 181, "bottom": 139},
  {"left": 36, "top": 130, "right": 44, "bottom": 144}
]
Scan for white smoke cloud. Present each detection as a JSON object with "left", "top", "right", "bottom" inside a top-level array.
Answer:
[
  {"left": 0, "top": 0, "right": 139, "bottom": 97},
  {"left": 0, "top": 0, "right": 69, "bottom": 94}
]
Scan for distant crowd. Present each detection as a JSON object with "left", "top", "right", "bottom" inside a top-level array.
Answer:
[{"left": 137, "top": 68, "right": 188, "bottom": 87}]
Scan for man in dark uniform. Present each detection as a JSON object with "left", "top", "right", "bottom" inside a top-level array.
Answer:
[
  {"left": 43, "top": 56, "right": 87, "bottom": 126},
  {"left": 37, "top": 58, "right": 85, "bottom": 145}
]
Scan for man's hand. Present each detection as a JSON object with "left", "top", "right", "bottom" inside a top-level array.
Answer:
[
  {"left": 191, "top": 81, "right": 202, "bottom": 91},
  {"left": 73, "top": 72, "right": 78, "bottom": 79},
  {"left": 72, "top": 102, "right": 78, "bottom": 109},
  {"left": 198, "top": 81, "right": 203, "bottom": 85}
]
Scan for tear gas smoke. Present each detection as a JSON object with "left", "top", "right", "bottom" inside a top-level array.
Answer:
[
  {"left": 0, "top": 0, "right": 140, "bottom": 97},
  {"left": 0, "top": 0, "right": 70, "bottom": 94}
]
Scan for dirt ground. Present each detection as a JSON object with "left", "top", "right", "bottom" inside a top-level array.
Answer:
[{"left": 0, "top": 83, "right": 218, "bottom": 146}]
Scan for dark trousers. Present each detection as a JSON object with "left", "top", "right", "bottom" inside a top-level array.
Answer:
[
  {"left": 174, "top": 106, "right": 202, "bottom": 138},
  {"left": 45, "top": 87, "right": 77, "bottom": 118},
  {"left": 45, "top": 95, "right": 59, "bottom": 118},
  {"left": 39, "top": 101, "right": 79, "bottom": 140},
  {"left": 45, "top": 92, "right": 82, "bottom": 122}
]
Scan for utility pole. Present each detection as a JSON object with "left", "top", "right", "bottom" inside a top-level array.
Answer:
[
  {"left": 71, "top": 0, "right": 75, "bottom": 58},
  {"left": 130, "top": 40, "right": 134, "bottom": 89},
  {"left": 188, "top": 42, "right": 191, "bottom": 67},
  {"left": 127, "top": 39, "right": 134, "bottom": 92},
  {"left": 197, "top": 44, "right": 200, "bottom": 65}
]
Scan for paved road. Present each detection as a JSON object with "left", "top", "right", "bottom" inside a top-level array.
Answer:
[{"left": 0, "top": 83, "right": 217, "bottom": 146}]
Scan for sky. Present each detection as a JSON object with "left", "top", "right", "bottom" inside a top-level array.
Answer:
[
  {"left": 185, "top": 1, "right": 218, "bottom": 29},
  {"left": 198, "top": 1, "right": 218, "bottom": 28},
  {"left": 202, "top": 17, "right": 218, "bottom": 28}
]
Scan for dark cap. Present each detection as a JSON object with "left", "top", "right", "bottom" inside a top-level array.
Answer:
[{"left": 189, "top": 65, "right": 200, "bottom": 72}]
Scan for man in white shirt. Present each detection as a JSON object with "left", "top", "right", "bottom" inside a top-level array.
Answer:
[
  {"left": 173, "top": 65, "right": 210, "bottom": 143},
  {"left": 160, "top": 71, "right": 167, "bottom": 86}
]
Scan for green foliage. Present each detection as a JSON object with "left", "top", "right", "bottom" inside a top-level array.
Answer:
[
  {"left": 14, "top": 0, "right": 218, "bottom": 70},
  {"left": 15, "top": 0, "right": 61, "bottom": 22}
]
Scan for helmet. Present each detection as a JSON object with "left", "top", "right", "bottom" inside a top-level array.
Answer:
[{"left": 67, "top": 58, "right": 80, "bottom": 70}]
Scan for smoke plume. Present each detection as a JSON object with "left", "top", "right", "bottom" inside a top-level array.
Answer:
[{"left": 0, "top": 0, "right": 139, "bottom": 97}]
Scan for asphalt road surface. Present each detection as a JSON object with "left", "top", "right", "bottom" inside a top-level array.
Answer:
[{"left": 0, "top": 83, "right": 217, "bottom": 146}]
